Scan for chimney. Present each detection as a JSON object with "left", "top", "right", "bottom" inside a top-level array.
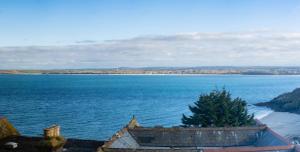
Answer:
[{"left": 43, "top": 125, "right": 60, "bottom": 139}]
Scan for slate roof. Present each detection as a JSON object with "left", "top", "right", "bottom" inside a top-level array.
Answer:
[{"left": 99, "top": 118, "right": 298, "bottom": 152}]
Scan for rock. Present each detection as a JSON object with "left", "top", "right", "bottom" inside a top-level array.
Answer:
[{"left": 255, "top": 88, "right": 300, "bottom": 114}]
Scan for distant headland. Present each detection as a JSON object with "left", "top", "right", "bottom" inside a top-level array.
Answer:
[
  {"left": 256, "top": 88, "right": 300, "bottom": 114},
  {"left": 2, "top": 66, "right": 300, "bottom": 75}
]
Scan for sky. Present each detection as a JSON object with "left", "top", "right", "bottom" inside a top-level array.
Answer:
[{"left": 1, "top": 0, "right": 300, "bottom": 69}]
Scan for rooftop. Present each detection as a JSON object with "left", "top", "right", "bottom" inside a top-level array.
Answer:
[
  {"left": 0, "top": 136, "right": 104, "bottom": 152},
  {"left": 1, "top": 116, "right": 300, "bottom": 152},
  {"left": 100, "top": 117, "right": 299, "bottom": 152},
  {"left": 0, "top": 117, "right": 104, "bottom": 152}
]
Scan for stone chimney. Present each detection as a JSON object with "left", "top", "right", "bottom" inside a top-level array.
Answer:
[
  {"left": 43, "top": 125, "right": 60, "bottom": 138},
  {"left": 127, "top": 115, "right": 139, "bottom": 129}
]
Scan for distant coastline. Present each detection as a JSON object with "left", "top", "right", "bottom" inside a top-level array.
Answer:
[{"left": 2, "top": 66, "right": 300, "bottom": 75}]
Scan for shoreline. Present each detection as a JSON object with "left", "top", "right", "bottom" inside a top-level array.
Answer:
[
  {"left": 3, "top": 73, "right": 300, "bottom": 76},
  {"left": 0, "top": 73, "right": 240, "bottom": 76},
  {"left": 255, "top": 110, "right": 274, "bottom": 120}
]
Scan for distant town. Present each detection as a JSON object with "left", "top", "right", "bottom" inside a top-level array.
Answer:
[{"left": 2, "top": 66, "right": 300, "bottom": 75}]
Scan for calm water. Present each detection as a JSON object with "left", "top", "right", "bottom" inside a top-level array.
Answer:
[{"left": 1, "top": 74, "right": 300, "bottom": 140}]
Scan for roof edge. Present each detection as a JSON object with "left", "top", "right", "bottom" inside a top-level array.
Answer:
[{"left": 98, "top": 116, "right": 140, "bottom": 152}]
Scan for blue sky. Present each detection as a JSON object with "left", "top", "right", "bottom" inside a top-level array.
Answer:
[
  {"left": 1, "top": 0, "right": 300, "bottom": 46},
  {"left": 1, "top": 0, "right": 300, "bottom": 69}
]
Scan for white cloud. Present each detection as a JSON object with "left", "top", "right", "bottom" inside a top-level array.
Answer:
[
  {"left": 75, "top": 40, "right": 98, "bottom": 44},
  {"left": 1, "top": 31, "right": 300, "bottom": 69}
]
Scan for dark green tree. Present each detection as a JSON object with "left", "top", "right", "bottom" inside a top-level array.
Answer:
[{"left": 182, "top": 89, "right": 254, "bottom": 127}]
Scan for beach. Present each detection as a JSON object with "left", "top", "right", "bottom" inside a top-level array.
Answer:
[{"left": 260, "top": 111, "right": 300, "bottom": 143}]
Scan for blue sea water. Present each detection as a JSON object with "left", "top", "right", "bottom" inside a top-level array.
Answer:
[{"left": 1, "top": 74, "right": 300, "bottom": 140}]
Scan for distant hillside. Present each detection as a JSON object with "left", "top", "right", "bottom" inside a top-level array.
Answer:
[
  {"left": 2, "top": 66, "right": 300, "bottom": 75},
  {"left": 256, "top": 88, "right": 300, "bottom": 114}
]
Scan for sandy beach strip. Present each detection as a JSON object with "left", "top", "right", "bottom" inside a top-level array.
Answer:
[{"left": 259, "top": 111, "right": 300, "bottom": 142}]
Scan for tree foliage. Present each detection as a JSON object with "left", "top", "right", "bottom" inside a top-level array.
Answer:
[{"left": 182, "top": 89, "right": 254, "bottom": 127}]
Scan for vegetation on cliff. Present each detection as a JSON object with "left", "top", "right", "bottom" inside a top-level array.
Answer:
[
  {"left": 256, "top": 88, "right": 300, "bottom": 114},
  {"left": 182, "top": 89, "right": 254, "bottom": 127},
  {"left": 0, "top": 118, "right": 20, "bottom": 139}
]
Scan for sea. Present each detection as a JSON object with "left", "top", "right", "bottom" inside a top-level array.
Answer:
[{"left": 1, "top": 74, "right": 300, "bottom": 140}]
